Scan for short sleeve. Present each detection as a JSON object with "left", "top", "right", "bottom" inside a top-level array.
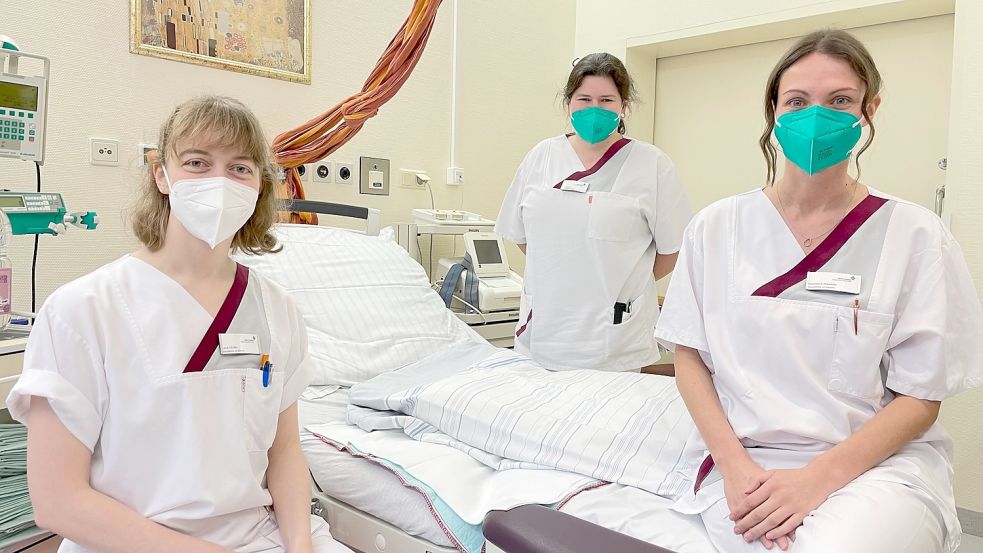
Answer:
[
  {"left": 655, "top": 219, "right": 710, "bottom": 354},
  {"left": 651, "top": 156, "right": 692, "bottom": 255},
  {"left": 494, "top": 150, "right": 535, "bottom": 244},
  {"left": 6, "top": 309, "right": 108, "bottom": 452},
  {"left": 884, "top": 236, "right": 983, "bottom": 400},
  {"left": 280, "top": 298, "right": 314, "bottom": 412}
]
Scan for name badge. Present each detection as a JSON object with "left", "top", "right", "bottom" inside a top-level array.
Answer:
[
  {"left": 219, "top": 333, "right": 261, "bottom": 355},
  {"left": 805, "top": 271, "right": 862, "bottom": 295},
  {"left": 560, "top": 180, "right": 589, "bottom": 193}
]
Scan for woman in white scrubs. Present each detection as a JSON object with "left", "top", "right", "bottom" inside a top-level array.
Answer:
[
  {"left": 6, "top": 96, "right": 350, "bottom": 553},
  {"left": 656, "top": 30, "right": 983, "bottom": 552},
  {"left": 496, "top": 53, "right": 692, "bottom": 373}
]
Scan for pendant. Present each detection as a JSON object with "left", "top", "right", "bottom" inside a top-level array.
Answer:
[{"left": 803, "top": 238, "right": 813, "bottom": 247}]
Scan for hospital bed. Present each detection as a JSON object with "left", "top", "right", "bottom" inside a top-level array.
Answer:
[{"left": 237, "top": 201, "right": 708, "bottom": 553}]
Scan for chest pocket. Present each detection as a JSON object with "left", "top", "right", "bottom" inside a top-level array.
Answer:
[
  {"left": 241, "top": 368, "right": 284, "bottom": 453},
  {"left": 587, "top": 192, "right": 640, "bottom": 242},
  {"left": 829, "top": 308, "right": 894, "bottom": 401}
]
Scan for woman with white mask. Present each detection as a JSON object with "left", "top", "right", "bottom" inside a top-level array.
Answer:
[
  {"left": 6, "top": 96, "right": 350, "bottom": 553},
  {"left": 496, "top": 53, "right": 692, "bottom": 373}
]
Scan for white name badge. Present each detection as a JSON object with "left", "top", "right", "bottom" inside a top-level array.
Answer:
[
  {"left": 560, "top": 180, "right": 589, "bottom": 193},
  {"left": 219, "top": 333, "right": 261, "bottom": 355},
  {"left": 805, "top": 271, "right": 862, "bottom": 295}
]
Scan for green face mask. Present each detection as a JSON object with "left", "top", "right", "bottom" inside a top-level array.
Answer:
[
  {"left": 774, "top": 105, "right": 862, "bottom": 175},
  {"left": 571, "top": 107, "right": 620, "bottom": 144}
]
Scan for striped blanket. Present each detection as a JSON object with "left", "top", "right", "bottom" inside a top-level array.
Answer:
[{"left": 347, "top": 343, "right": 694, "bottom": 498}]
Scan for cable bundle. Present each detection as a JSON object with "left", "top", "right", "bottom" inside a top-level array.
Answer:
[{"left": 273, "top": 0, "right": 443, "bottom": 224}]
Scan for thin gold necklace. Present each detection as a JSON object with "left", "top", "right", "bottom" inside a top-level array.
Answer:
[{"left": 775, "top": 180, "right": 859, "bottom": 248}]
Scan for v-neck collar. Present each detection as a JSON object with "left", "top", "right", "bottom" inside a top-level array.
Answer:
[
  {"left": 560, "top": 133, "right": 631, "bottom": 173},
  {"left": 126, "top": 255, "right": 239, "bottom": 320},
  {"left": 752, "top": 190, "right": 888, "bottom": 298}
]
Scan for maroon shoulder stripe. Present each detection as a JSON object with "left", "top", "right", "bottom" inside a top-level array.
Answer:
[
  {"left": 183, "top": 263, "right": 250, "bottom": 373},
  {"left": 553, "top": 137, "right": 632, "bottom": 189},
  {"left": 515, "top": 310, "right": 533, "bottom": 338},
  {"left": 693, "top": 454, "right": 715, "bottom": 494},
  {"left": 753, "top": 195, "right": 888, "bottom": 298}
]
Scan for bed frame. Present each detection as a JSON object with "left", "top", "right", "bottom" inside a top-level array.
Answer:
[
  {"left": 291, "top": 202, "right": 657, "bottom": 552},
  {"left": 284, "top": 200, "right": 382, "bottom": 236}
]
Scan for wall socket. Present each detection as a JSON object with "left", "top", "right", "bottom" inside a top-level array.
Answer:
[
  {"left": 312, "top": 161, "right": 332, "bottom": 184},
  {"left": 359, "top": 156, "right": 390, "bottom": 195},
  {"left": 446, "top": 166, "right": 464, "bottom": 186},
  {"left": 400, "top": 169, "right": 431, "bottom": 190},
  {"left": 297, "top": 164, "right": 313, "bottom": 182},
  {"left": 90, "top": 138, "right": 119, "bottom": 166},
  {"left": 335, "top": 162, "right": 354, "bottom": 184}
]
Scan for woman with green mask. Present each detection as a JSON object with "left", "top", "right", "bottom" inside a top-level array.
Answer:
[
  {"left": 495, "top": 53, "right": 692, "bottom": 373},
  {"left": 655, "top": 29, "right": 983, "bottom": 552}
]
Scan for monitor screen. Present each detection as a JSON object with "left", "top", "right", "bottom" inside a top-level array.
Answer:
[
  {"left": 0, "top": 196, "right": 26, "bottom": 208},
  {"left": 0, "top": 81, "right": 39, "bottom": 112},
  {"left": 473, "top": 239, "right": 503, "bottom": 265}
]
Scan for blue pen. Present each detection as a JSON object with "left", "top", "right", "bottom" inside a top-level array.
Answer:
[{"left": 262, "top": 362, "right": 271, "bottom": 388}]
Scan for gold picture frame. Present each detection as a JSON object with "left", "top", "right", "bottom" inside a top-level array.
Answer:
[{"left": 130, "top": 0, "right": 312, "bottom": 84}]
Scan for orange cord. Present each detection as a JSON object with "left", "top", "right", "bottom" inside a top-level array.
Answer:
[{"left": 273, "top": 0, "right": 443, "bottom": 223}]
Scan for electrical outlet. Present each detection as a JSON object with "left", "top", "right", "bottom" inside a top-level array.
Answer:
[
  {"left": 296, "top": 164, "right": 313, "bottom": 182},
  {"left": 359, "top": 156, "right": 390, "bottom": 195},
  {"left": 334, "top": 162, "right": 354, "bottom": 184},
  {"left": 312, "top": 161, "right": 332, "bottom": 184},
  {"left": 400, "top": 169, "right": 430, "bottom": 190},
  {"left": 90, "top": 138, "right": 119, "bottom": 166},
  {"left": 446, "top": 166, "right": 464, "bottom": 186}
]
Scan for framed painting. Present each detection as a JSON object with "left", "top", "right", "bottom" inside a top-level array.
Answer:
[{"left": 130, "top": 0, "right": 312, "bottom": 84}]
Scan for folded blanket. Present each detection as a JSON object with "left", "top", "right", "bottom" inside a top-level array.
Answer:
[{"left": 348, "top": 343, "right": 694, "bottom": 498}]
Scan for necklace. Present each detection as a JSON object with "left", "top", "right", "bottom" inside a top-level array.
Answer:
[{"left": 775, "top": 180, "right": 859, "bottom": 248}]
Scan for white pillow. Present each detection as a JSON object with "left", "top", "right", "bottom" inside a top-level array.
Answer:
[{"left": 235, "top": 224, "right": 483, "bottom": 386}]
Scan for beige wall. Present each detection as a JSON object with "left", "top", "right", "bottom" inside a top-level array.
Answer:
[
  {"left": 3, "top": 0, "right": 574, "bottom": 308},
  {"left": 574, "top": 0, "right": 933, "bottom": 59},
  {"left": 578, "top": 0, "right": 983, "bottom": 511},
  {"left": 939, "top": 0, "right": 983, "bottom": 513}
]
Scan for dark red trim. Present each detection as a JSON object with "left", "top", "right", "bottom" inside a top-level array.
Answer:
[
  {"left": 515, "top": 310, "right": 533, "bottom": 338},
  {"left": 183, "top": 264, "right": 250, "bottom": 373},
  {"left": 693, "top": 454, "right": 715, "bottom": 494},
  {"left": 752, "top": 195, "right": 888, "bottom": 298},
  {"left": 553, "top": 138, "right": 632, "bottom": 189}
]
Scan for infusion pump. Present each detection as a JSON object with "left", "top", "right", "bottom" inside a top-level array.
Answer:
[{"left": 0, "top": 47, "right": 48, "bottom": 164}]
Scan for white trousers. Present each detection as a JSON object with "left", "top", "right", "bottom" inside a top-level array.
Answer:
[
  {"left": 698, "top": 478, "right": 945, "bottom": 553},
  {"left": 239, "top": 514, "right": 351, "bottom": 553}
]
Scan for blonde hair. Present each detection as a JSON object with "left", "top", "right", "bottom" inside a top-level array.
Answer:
[
  {"left": 759, "top": 29, "right": 883, "bottom": 185},
  {"left": 131, "top": 95, "right": 281, "bottom": 254}
]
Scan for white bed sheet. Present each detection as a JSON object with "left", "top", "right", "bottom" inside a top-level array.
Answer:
[{"left": 299, "top": 388, "right": 713, "bottom": 553}]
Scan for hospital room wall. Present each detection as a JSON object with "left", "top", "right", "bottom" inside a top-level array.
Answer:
[
  {"left": 2, "top": 0, "right": 574, "bottom": 309},
  {"left": 938, "top": 0, "right": 983, "bottom": 516},
  {"left": 576, "top": 0, "right": 983, "bottom": 513}
]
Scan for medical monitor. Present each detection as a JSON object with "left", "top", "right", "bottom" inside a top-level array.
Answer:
[{"left": 464, "top": 232, "right": 509, "bottom": 278}]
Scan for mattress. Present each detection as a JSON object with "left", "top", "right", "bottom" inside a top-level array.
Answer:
[
  {"left": 299, "top": 387, "right": 456, "bottom": 547},
  {"left": 299, "top": 387, "right": 714, "bottom": 553}
]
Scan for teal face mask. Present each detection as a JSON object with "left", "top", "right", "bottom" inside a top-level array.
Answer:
[
  {"left": 774, "top": 105, "right": 862, "bottom": 175},
  {"left": 571, "top": 107, "right": 620, "bottom": 144}
]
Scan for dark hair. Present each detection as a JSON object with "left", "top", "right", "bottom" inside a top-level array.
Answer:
[
  {"left": 563, "top": 53, "right": 638, "bottom": 134},
  {"left": 759, "top": 29, "right": 883, "bottom": 185}
]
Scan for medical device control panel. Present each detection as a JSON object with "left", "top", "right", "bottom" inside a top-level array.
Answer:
[
  {"left": 0, "top": 191, "right": 97, "bottom": 235},
  {"left": 0, "top": 49, "right": 48, "bottom": 163}
]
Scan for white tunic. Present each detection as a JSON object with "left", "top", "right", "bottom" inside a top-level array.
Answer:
[
  {"left": 6, "top": 256, "right": 327, "bottom": 552},
  {"left": 655, "top": 189, "right": 983, "bottom": 552},
  {"left": 496, "top": 135, "right": 691, "bottom": 371}
]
